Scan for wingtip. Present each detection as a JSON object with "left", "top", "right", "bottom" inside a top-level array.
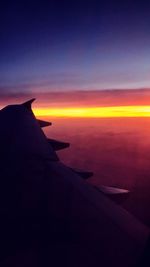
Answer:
[{"left": 22, "top": 98, "right": 36, "bottom": 110}]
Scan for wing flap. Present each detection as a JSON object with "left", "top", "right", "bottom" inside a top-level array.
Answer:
[
  {"left": 37, "top": 119, "right": 52, "bottom": 128},
  {"left": 71, "top": 168, "right": 93, "bottom": 179},
  {"left": 48, "top": 138, "right": 70, "bottom": 151},
  {"left": 95, "top": 185, "right": 130, "bottom": 204}
]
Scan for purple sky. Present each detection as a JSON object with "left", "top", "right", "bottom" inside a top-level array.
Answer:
[{"left": 0, "top": 0, "right": 150, "bottom": 97}]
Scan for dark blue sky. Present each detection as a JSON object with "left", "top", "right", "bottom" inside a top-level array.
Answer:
[{"left": 0, "top": 0, "right": 150, "bottom": 95}]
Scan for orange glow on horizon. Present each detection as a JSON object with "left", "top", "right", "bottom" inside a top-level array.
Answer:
[{"left": 33, "top": 105, "right": 150, "bottom": 118}]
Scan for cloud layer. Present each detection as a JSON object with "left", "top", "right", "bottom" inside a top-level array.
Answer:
[{"left": 1, "top": 88, "right": 150, "bottom": 109}]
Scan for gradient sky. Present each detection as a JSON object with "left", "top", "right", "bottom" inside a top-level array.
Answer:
[{"left": 1, "top": 0, "right": 150, "bottom": 96}]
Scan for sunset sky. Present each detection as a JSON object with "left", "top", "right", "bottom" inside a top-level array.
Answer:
[
  {"left": 2, "top": 0, "right": 150, "bottom": 232},
  {"left": 1, "top": 0, "right": 150, "bottom": 116}
]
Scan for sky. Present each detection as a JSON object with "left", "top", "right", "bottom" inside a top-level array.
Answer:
[
  {"left": 1, "top": 0, "right": 150, "bottom": 112},
  {"left": 2, "top": 0, "right": 150, "bottom": 228}
]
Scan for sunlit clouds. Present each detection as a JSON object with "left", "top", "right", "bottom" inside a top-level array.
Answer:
[
  {"left": 1, "top": 89, "right": 150, "bottom": 118},
  {"left": 34, "top": 105, "right": 150, "bottom": 118}
]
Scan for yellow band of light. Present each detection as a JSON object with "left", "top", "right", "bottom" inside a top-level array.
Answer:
[{"left": 33, "top": 105, "right": 150, "bottom": 118}]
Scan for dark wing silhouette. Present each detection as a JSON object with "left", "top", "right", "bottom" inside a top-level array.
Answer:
[{"left": 0, "top": 99, "right": 149, "bottom": 267}]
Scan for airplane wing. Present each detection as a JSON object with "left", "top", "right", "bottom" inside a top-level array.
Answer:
[{"left": 0, "top": 99, "right": 149, "bottom": 267}]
